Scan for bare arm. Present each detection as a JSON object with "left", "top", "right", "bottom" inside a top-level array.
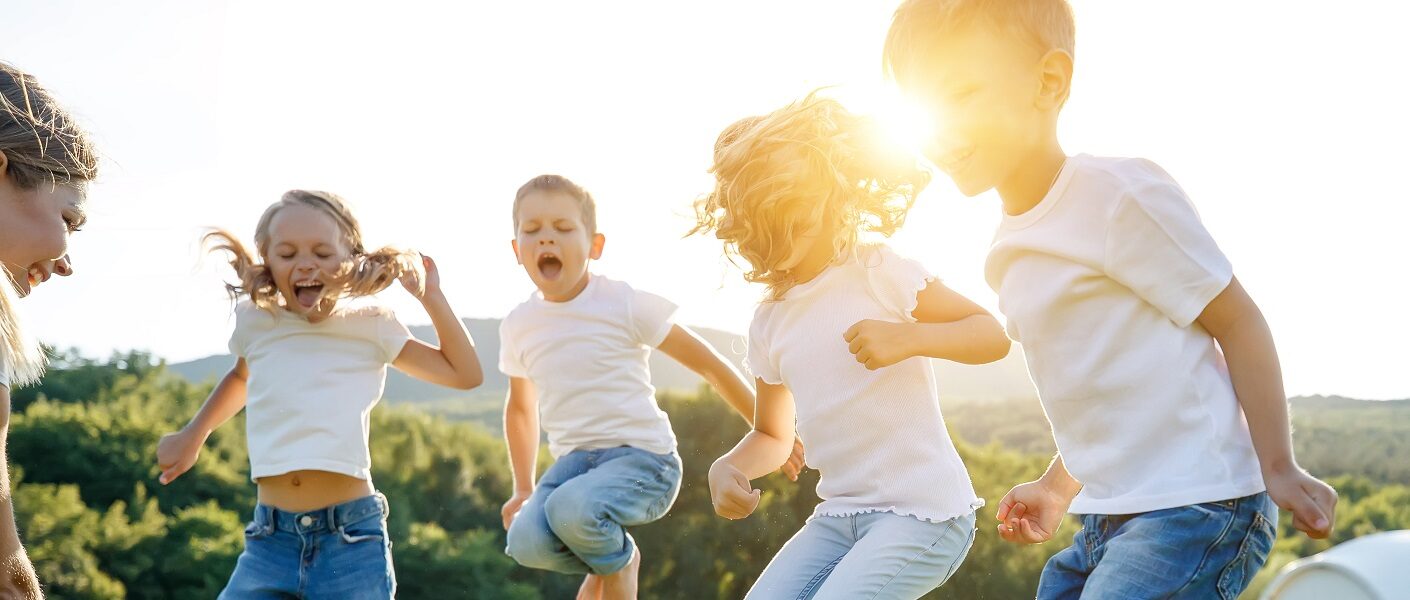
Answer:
[
  {"left": 392, "top": 255, "right": 483, "bottom": 390},
  {"left": 0, "top": 385, "right": 43, "bottom": 599},
  {"left": 1197, "top": 276, "right": 1336, "bottom": 538},
  {"left": 655, "top": 324, "right": 754, "bottom": 426},
  {"left": 500, "top": 377, "right": 539, "bottom": 529},
  {"left": 845, "top": 280, "right": 1011, "bottom": 369},
  {"left": 708, "top": 379, "right": 796, "bottom": 520},
  {"left": 157, "top": 358, "right": 249, "bottom": 484}
]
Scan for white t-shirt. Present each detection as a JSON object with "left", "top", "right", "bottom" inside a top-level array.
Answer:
[
  {"left": 748, "top": 244, "right": 982, "bottom": 523},
  {"left": 986, "top": 154, "right": 1264, "bottom": 515},
  {"left": 229, "top": 301, "right": 413, "bottom": 482},
  {"left": 498, "top": 275, "right": 678, "bottom": 458}
]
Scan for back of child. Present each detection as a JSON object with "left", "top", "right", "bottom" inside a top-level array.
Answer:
[{"left": 695, "top": 94, "right": 1012, "bottom": 600}]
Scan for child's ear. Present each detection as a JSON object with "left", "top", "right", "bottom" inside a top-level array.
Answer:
[
  {"left": 511, "top": 239, "right": 523, "bottom": 265},
  {"left": 1035, "top": 49, "right": 1074, "bottom": 111},
  {"left": 589, "top": 233, "right": 606, "bottom": 260}
]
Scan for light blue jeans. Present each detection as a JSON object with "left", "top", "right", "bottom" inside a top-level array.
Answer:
[
  {"left": 746, "top": 510, "right": 978, "bottom": 600},
  {"left": 505, "top": 445, "right": 682, "bottom": 575},
  {"left": 1037, "top": 492, "right": 1277, "bottom": 599},
  {"left": 220, "top": 492, "right": 394, "bottom": 599}
]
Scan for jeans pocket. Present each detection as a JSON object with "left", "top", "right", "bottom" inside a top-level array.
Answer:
[
  {"left": 243, "top": 521, "right": 271, "bottom": 540},
  {"left": 1215, "top": 509, "right": 1276, "bottom": 599},
  {"left": 339, "top": 514, "right": 388, "bottom": 545}
]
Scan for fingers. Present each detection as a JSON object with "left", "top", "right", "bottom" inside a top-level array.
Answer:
[
  {"left": 1010, "top": 501, "right": 1028, "bottom": 522},
  {"left": 996, "top": 489, "right": 1017, "bottom": 522},
  {"left": 1290, "top": 487, "right": 1333, "bottom": 538},
  {"left": 716, "top": 487, "right": 760, "bottom": 519},
  {"left": 781, "top": 459, "right": 801, "bottom": 481},
  {"left": 843, "top": 323, "right": 860, "bottom": 343}
]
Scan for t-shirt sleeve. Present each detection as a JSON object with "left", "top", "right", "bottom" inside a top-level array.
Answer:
[
  {"left": 375, "top": 308, "right": 415, "bottom": 364},
  {"left": 628, "top": 287, "right": 678, "bottom": 347},
  {"left": 746, "top": 312, "right": 782, "bottom": 385},
  {"left": 863, "top": 244, "right": 937, "bottom": 323},
  {"left": 228, "top": 302, "right": 253, "bottom": 357},
  {"left": 497, "top": 314, "right": 528, "bottom": 378},
  {"left": 1104, "top": 182, "right": 1233, "bottom": 328}
]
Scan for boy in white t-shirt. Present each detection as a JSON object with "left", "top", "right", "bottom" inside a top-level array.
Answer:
[
  {"left": 884, "top": 1, "right": 1337, "bottom": 598},
  {"left": 498, "top": 175, "right": 786, "bottom": 600}
]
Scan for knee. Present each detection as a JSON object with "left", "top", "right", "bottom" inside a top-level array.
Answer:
[
  {"left": 543, "top": 489, "right": 606, "bottom": 544},
  {"left": 505, "top": 516, "right": 560, "bottom": 569}
]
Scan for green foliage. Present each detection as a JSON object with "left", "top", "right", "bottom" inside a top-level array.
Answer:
[{"left": 7, "top": 354, "right": 1409, "bottom": 598}]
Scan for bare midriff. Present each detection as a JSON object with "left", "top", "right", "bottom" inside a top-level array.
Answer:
[{"left": 256, "top": 470, "right": 375, "bottom": 512}]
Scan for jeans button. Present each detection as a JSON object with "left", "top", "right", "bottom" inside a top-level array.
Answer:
[{"left": 299, "top": 515, "right": 313, "bottom": 527}]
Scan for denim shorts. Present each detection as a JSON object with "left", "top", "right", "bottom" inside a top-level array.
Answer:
[
  {"left": 505, "top": 445, "right": 682, "bottom": 575},
  {"left": 1038, "top": 492, "right": 1277, "bottom": 600},
  {"left": 220, "top": 492, "right": 395, "bottom": 599},
  {"left": 746, "top": 510, "right": 978, "bottom": 600}
]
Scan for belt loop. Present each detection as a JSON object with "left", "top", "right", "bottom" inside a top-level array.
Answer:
[
  {"left": 264, "top": 505, "right": 278, "bottom": 535},
  {"left": 326, "top": 503, "right": 340, "bottom": 531}
]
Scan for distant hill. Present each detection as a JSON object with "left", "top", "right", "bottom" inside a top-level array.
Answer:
[{"left": 169, "top": 317, "right": 1039, "bottom": 404}]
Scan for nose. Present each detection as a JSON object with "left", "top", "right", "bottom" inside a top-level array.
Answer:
[
  {"left": 54, "top": 255, "right": 74, "bottom": 277},
  {"left": 537, "top": 238, "right": 555, "bottom": 245}
]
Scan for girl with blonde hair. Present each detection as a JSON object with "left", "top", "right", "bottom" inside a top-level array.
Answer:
[
  {"left": 694, "top": 93, "right": 1012, "bottom": 599},
  {"left": 0, "top": 60, "right": 98, "bottom": 597},
  {"left": 156, "top": 190, "right": 484, "bottom": 598}
]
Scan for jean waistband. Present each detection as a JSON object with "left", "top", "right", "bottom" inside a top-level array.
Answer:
[{"left": 252, "top": 492, "right": 387, "bottom": 535}]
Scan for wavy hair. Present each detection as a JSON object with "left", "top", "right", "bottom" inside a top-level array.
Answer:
[
  {"left": 692, "top": 92, "right": 930, "bottom": 299},
  {"left": 204, "top": 190, "right": 422, "bottom": 312}
]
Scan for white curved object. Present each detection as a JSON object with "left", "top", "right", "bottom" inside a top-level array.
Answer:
[{"left": 1262, "top": 530, "right": 1410, "bottom": 600}]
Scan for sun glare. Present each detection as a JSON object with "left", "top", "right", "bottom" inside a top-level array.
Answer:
[{"left": 841, "top": 85, "right": 936, "bottom": 159}]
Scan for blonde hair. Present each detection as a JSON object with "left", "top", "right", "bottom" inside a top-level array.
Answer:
[
  {"left": 0, "top": 62, "right": 99, "bottom": 387},
  {"left": 883, "top": 0, "right": 1076, "bottom": 85},
  {"left": 205, "top": 190, "right": 422, "bottom": 312},
  {"left": 512, "top": 174, "right": 597, "bottom": 235},
  {"left": 692, "top": 92, "right": 930, "bottom": 300}
]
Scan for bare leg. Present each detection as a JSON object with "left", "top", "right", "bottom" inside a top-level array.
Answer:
[
  {"left": 576, "top": 573, "right": 603, "bottom": 600},
  {"left": 600, "top": 546, "right": 641, "bottom": 600}
]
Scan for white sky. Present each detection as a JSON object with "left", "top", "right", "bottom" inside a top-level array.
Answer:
[{"left": 3, "top": 1, "right": 1407, "bottom": 399}]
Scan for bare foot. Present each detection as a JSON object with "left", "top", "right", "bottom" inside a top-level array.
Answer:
[
  {"left": 600, "top": 547, "right": 641, "bottom": 600},
  {"left": 576, "top": 573, "right": 603, "bottom": 600}
]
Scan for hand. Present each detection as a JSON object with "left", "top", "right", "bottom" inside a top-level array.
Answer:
[
  {"left": 501, "top": 490, "right": 532, "bottom": 530},
  {"left": 843, "top": 320, "right": 915, "bottom": 370},
  {"left": 1265, "top": 465, "right": 1337, "bottom": 539},
  {"left": 399, "top": 254, "right": 440, "bottom": 301},
  {"left": 995, "top": 479, "right": 1072, "bottom": 544},
  {"left": 779, "top": 438, "right": 806, "bottom": 482},
  {"left": 708, "top": 460, "right": 760, "bottom": 520},
  {"left": 155, "top": 428, "right": 205, "bottom": 485}
]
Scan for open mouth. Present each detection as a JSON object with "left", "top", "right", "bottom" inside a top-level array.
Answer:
[
  {"left": 536, "top": 253, "right": 563, "bottom": 281},
  {"left": 293, "top": 280, "right": 325, "bottom": 308}
]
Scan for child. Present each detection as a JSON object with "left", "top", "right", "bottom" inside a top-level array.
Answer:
[
  {"left": 155, "top": 190, "right": 483, "bottom": 598},
  {"left": 694, "top": 94, "right": 1011, "bottom": 600},
  {"left": 0, "top": 60, "right": 98, "bottom": 597},
  {"left": 499, "top": 174, "right": 778, "bottom": 600},
  {"left": 883, "top": 1, "right": 1338, "bottom": 597}
]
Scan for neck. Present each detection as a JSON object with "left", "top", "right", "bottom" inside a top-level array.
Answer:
[{"left": 997, "top": 138, "right": 1067, "bottom": 217}]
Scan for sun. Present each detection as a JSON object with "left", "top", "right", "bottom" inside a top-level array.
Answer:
[{"left": 838, "top": 84, "right": 936, "bottom": 159}]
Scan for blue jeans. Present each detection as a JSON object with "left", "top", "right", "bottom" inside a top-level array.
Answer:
[
  {"left": 1038, "top": 492, "right": 1277, "bottom": 600},
  {"left": 505, "top": 446, "right": 682, "bottom": 575},
  {"left": 220, "top": 493, "right": 395, "bottom": 599},
  {"left": 746, "top": 510, "right": 977, "bottom": 600}
]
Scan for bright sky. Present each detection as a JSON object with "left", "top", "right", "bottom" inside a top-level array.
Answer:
[{"left": 3, "top": 1, "right": 1407, "bottom": 399}]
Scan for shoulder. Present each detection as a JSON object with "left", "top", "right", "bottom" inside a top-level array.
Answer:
[{"left": 1076, "top": 155, "right": 1181, "bottom": 195}]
